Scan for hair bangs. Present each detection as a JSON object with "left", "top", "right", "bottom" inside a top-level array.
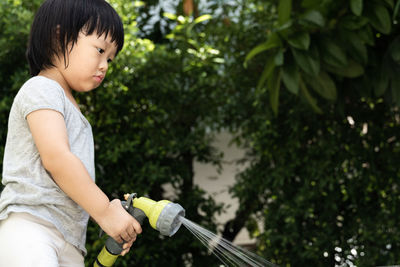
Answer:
[{"left": 82, "top": 1, "right": 124, "bottom": 53}]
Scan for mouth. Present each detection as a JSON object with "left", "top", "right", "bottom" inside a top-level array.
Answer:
[{"left": 93, "top": 75, "right": 104, "bottom": 83}]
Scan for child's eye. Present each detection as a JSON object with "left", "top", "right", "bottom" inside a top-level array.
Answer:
[
  {"left": 107, "top": 58, "right": 113, "bottom": 63},
  {"left": 97, "top": 48, "right": 105, "bottom": 54}
]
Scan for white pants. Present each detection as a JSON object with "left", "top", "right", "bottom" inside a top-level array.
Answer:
[{"left": 0, "top": 212, "right": 84, "bottom": 267}]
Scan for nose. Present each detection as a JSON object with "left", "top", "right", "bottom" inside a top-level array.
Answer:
[{"left": 99, "top": 58, "right": 108, "bottom": 72}]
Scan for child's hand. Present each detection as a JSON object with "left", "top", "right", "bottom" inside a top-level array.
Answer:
[
  {"left": 97, "top": 199, "right": 142, "bottom": 248},
  {"left": 121, "top": 239, "right": 134, "bottom": 256}
]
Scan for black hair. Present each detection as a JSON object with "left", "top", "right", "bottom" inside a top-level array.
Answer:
[{"left": 26, "top": 0, "right": 124, "bottom": 76}]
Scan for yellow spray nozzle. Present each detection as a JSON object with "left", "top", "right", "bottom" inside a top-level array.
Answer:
[
  {"left": 132, "top": 197, "right": 170, "bottom": 230},
  {"left": 129, "top": 195, "right": 185, "bottom": 236}
]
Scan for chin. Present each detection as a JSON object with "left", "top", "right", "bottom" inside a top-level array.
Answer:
[
  {"left": 86, "top": 87, "right": 97, "bottom": 92},
  {"left": 74, "top": 87, "right": 93, "bottom": 93},
  {"left": 83, "top": 84, "right": 99, "bottom": 92}
]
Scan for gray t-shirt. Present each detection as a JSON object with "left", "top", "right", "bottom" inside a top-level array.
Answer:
[{"left": 0, "top": 76, "right": 95, "bottom": 255}]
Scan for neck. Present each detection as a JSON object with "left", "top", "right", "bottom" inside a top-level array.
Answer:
[{"left": 39, "top": 67, "right": 70, "bottom": 93}]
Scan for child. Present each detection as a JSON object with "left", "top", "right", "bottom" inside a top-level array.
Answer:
[{"left": 0, "top": 0, "right": 142, "bottom": 266}]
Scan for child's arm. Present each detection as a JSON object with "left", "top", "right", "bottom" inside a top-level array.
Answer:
[{"left": 27, "top": 109, "right": 141, "bottom": 252}]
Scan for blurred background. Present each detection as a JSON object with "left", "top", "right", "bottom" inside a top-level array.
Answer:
[{"left": 1, "top": 0, "right": 400, "bottom": 266}]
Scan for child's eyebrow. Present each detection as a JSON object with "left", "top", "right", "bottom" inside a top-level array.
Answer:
[
  {"left": 95, "top": 38, "right": 117, "bottom": 53},
  {"left": 98, "top": 38, "right": 117, "bottom": 49}
]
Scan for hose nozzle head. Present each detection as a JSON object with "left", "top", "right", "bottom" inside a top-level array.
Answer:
[
  {"left": 132, "top": 196, "right": 185, "bottom": 236},
  {"left": 157, "top": 202, "right": 185, "bottom": 236}
]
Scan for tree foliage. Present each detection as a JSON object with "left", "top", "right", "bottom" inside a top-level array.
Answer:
[
  {"left": 231, "top": 94, "right": 400, "bottom": 266},
  {"left": 245, "top": 0, "right": 400, "bottom": 115},
  {"left": 228, "top": 0, "right": 400, "bottom": 266}
]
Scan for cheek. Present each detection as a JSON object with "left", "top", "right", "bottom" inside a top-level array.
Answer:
[{"left": 67, "top": 51, "right": 97, "bottom": 73}]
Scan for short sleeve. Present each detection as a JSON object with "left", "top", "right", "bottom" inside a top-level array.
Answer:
[{"left": 16, "top": 77, "right": 66, "bottom": 119}]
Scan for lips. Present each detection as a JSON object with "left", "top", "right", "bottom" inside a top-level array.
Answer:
[{"left": 94, "top": 75, "right": 104, "bottom": 83}]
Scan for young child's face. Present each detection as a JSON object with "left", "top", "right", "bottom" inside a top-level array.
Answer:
[{"left": 57, "top": 31, "right": 118, "bottom": 92}]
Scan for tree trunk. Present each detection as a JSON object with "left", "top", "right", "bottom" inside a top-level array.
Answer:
[{"left": 222, "top": 199, "right": 260, "bottom": 242}]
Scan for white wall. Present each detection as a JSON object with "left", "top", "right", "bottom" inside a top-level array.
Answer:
[{"left": 193, "top": 131, "right": 255, "bottom": 245}]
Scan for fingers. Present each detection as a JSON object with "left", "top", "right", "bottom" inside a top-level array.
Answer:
[
  {"left": 113, "top": 235, "right": 123, "bottom": 244},
  {"left": 122, "top": 239, "right": 134, "bottom": 250},
  {"left": 132, "top": 219, "right": 142, "bottom": 234},
  {"left": 127, "top": 224, "right": 137, "bottom": 239},
  {"left": 121, "top": 239, "right": 134, "bottom": 256},
  {"left": 120, "top": 247, "right": 130, "bottom": 256},
  {"left": 119, "top": 222, "right": 139, "bottom": 257},
  {"left": 119, "top": 227, "right": 137, "bottom": 244},
  {"left": 112, "top": 229, "right": 136, "bottom": 244}
]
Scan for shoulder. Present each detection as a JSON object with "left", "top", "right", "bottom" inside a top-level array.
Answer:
[
  {"left": 18, "top": 76, "right": 64, "bottom": 98},
  {"left": 14, "top": 76, "right": 66, "bottom": 118}
]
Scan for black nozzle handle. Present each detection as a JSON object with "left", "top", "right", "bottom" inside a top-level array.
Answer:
[{"left": 104, "top": 202, "right": 146, "bottom": 255}]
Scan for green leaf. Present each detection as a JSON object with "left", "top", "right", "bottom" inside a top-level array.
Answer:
[
  {"left": 394, "top": 0, "right": 400, "bottom": 20},
  {"left": 367, "top": 4, "right": 392, "bottom": 34},
  {"left": 278, "top": 0, "right": 292, "bottom": 25},
  {"left": 282, "top": 64, "right": 300, "bottom": 95},
  {"left": 383, "top": 0, "right": 395, "bottom": 9},
  {"left": 321, "top": 40, "right": 348, "bottom": 68},
  {"left": 275, "top": 20, "right": 293, "bottom": 33},
  {"left": 299, "top": 77, "right": 323, "bottom": 114},
  {"left": 274, "top": 49, "right": 284, "bottom": 66},
  {"left": 341, "top": 15, "right": 368, "bottom": 30},
  {"left": 389, "top": 36, "right": 400, "bottom": 64},
  {"left": 193, "top": 14, "right": 212, "bottom": 24},
  {"left": 301, "top": 0, "right": 320, "bottom": 9},
  {"left": 357, "top": 25, "right": 375, "bottom": 46},
  {"left": 244, "top": 33, "right": 281, "bottom": 68},
  {"left": 269, "top": 69, "right": 282, "bottom": 116},
  {"left": 300, "top": 10, "right": 325, "bottom": 27},
  {"left": 186, "top": 14, "right": 212, "bottom": 35},
  {"left": 325, "top": 60, "right": 364, "bottom": 78},
  {"left": 257, "top": 57, "right": 276, "bottom": 90},
  {"left": 292, "top": 46, "right": 320, "bottom": 76},
  {"left": 345, "top": 32, "right": 368, "bottom": 64},
  {"left": 163, "top": 12, "right": 177, "bottom": 20},
  {"left": 244, "top": 43, "right": 272, "bottom": 67},
  {"left": 391, "top": 72, "right": 400, "bottom": 106},
  {"left": 288, "top": 32, "right": 310, "bottom": 50},
  {"left": 350, "top": 0, "right": 363, "bottom": 16},
  {"left": 373, "top": 61, "right": 390, "bottom": 96},
  {"left": 306, "top": 71, "right": 337, "bottom": 101}
]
